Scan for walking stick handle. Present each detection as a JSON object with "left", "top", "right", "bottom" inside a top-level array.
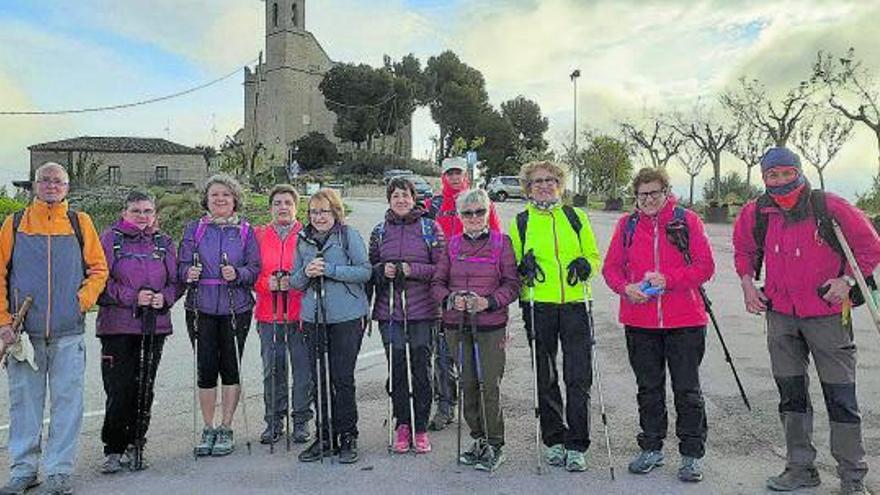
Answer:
[{"left": 832, "top": 220, "right": 880, "bottom": 334}]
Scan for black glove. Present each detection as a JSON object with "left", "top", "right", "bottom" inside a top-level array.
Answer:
[
  {"left": 517, "top": 249, "right": 545, "bottom": 287},
  {"left": 566, "top": 257, "right": 592, "bottom": 286}
]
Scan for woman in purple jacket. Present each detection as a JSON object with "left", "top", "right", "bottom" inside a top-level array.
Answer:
[
  {"left": 431, "top": 188, "right": 521, "bottom": 472},
  {"left": 96, "top": 191, "right": 178, "bottom": 473},
  {"left": 178, "top": 174, "right": 261, "bottom": 457},
  {"left": 369, "top": 177, "right": 445, "bottom": 454}
]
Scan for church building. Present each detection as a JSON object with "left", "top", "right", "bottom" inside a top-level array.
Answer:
[{"left": 243, "top": 0, "right": 412, "bottom": 167}]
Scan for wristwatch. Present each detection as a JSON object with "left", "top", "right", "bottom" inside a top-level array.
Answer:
[{"left": 842, "top": 275, "right": 856, "bottom": 287}]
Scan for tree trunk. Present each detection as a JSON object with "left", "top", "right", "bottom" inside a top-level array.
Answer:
[
  {"left": 818, "top": 168, "right": 826, "bottom": 191},
  {"left": 713, "top": 154, "right": 722, "bottom": 205},
  {"left": 875, "top": 130, "right": 880, "bottom": 178},
  {"left": 746, "top": 165, "right": 752, "bottom": 191},
  {"left": 689, "top": 175, "right": 695, "bottom": 206}
]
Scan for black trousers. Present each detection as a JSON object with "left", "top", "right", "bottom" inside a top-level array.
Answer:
[
  {"left": 524, "top": 302, "right": 593, "bottom": 452},
  {"left": 100, "top": 334, "right": 166, "bottom": 455},
  {"left": 380, "top": 321, "right": 433, "bottom": 433},
  {"left": 186, "top": 311, "right": 252, "bottom": 388},
  {"left": 625, "top": 325, "right": 707, "bottom": 458},
  {"left": 432, "top": 322, "right": 457, "bottom": 414},
  {"left": 304, "top": 318, "right": 365, "bottom": 441}
]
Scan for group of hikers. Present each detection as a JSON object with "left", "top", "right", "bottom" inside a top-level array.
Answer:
[{"left": 0, "top": 147, "right": 878, "bottom": 494}]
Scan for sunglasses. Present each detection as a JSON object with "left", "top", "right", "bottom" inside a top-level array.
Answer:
[{"left": 460, "top": 208, "right": 487, "bottom": 218}]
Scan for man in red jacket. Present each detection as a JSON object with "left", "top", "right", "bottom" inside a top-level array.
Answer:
[
  {"left": 254, "top": 184, "right": 312, "bottom": 445},
  {"left": 423, "top": 157, "right": 501, "bottom": 430},
  {"left": 733, "top": 147, "right": 880, "bottom": 495}
]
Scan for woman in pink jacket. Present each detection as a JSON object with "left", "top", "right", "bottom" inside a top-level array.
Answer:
[{"left": 602, "top": 167, "right": 715, "bottom": 483}]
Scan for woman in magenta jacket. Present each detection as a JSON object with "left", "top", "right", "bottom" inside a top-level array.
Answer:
[{"left": 602, "top": 167, "right": 715, "bottom": 483}]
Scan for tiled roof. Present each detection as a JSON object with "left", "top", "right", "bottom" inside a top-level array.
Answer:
[{"left": 29, "top": 136, "right": 203, "bottom": 155}]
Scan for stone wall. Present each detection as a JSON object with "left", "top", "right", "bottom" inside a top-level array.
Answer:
[{"left": 30, "top": 150, "right": 208, "bottom": 187}]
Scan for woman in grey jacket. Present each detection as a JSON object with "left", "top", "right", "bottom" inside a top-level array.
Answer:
[{"left": 291, "top": 188, "right": 371, "bottom": 464}]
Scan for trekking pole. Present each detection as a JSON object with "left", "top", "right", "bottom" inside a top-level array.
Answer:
[
  {"left": 398, "top": 263, "right": 416, "bottom": 451},
  {"left": 527, "top": 285, "right": 543, "bottom": 475},
  {"left": 318, "top": 274, "right": 335, "bottom": 462},
  {"left": 585, "top": 294, "right": 614, "bottom": 480},
  {"left": 832, "top": 220, "right": 880, "bottom": 334},
  {"left": 276, "top": 271, "right": 292, "bottom": 452},
  {"left": 387, "top": 277, "right": 395, "bottom": 452},
  {"left": 664, "top": 222, "right": 752, "bottom": 411},
  {"left": 311, "top": 278, "right": 326, "bottom": 464},
  {"left": 189, "top": 253, "right": 201, "bottom": 460},
  {"left": 700, "top": 289, "right": 751, "bottom": 411},
  {"left": 469, "top": 300, "right": 493, "bottom": 466},
  {"left": 456, "top": 299, "right": 465, "bottom": 465},
  {"left": 520, "top": 250, "right": 544, "bottom": 474},
  {"left": 270, "top": 276, "right": 280, "bottom": 454},
  {"left": 222, "top": 253, "right": 253, "bottom": 455},
  {"left": 133, "top": 306, "right": 155, "bottom": 471}
]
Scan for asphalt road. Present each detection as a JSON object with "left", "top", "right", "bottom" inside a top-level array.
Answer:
[{"left": 1, "top": 196, "right": 879, "bottom": 494}]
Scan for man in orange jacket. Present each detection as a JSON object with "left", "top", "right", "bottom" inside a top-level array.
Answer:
[{"left": 0, "top": 162, "right": 108, "bottom": 495}]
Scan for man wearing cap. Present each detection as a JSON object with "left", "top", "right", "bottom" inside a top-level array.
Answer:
[
  {"left": 422, "top": 157, "right": 502, "bottom": 431},
  {"left": 733, "top": 147, "right": 880, "bottom": 494}
]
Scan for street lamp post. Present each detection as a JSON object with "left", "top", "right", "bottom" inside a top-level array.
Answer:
[{"left": 570, "top": 69, "right": 581, "bottom": 193}]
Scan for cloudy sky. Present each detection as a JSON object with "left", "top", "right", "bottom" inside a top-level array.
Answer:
[{"left": 1, "top": 0, "right": 879, "bottom": 199}]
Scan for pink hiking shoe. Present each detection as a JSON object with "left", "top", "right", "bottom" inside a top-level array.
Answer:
[
  {"left": 393, "top": 425, "right": 411, "bottom": 453},
  {"left": 414, "top": 432, "right": 432, "bottom": 454}
]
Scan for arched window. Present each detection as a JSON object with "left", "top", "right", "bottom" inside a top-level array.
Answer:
[
  {"left": 292, "top": 4, "right": 298, "bottom": 27},
  {"left": 272, "top": 3, "right": 279, "bottom": 27}
]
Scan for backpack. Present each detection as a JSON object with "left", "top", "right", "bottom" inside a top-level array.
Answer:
[
  {"left": 515, "top": 205, "right": 583, "bottom": 258},
  {"left": 8, "top": 209, "right": 86, "bottom": 276},
  {"left": 425, "top": 195, "right": 448, "bottom": 220},
  {"left": 622, "top": 206, "right": 688, "bottom": 249},
  {"left": 193, "top": 219, "right": 251, "bottom": 248},
  {"left": 111, "top": 230, "right": 169, "bottom": 261},
  {"left": 371, "top": 217, "right": 439, "bottom": 255},
  {"left": 751, "top": 190, "right": 841, "bottom": 281},
  {"left": 447, "top": 231, "right": 505, "bottom": 272}
]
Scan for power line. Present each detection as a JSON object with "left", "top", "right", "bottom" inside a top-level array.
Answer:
[
  {"left": 324, "top": 92, "right": 397, "bottom": 110},
  {"left": 0, "top": 57, "right": 259, "bottom": 116}
]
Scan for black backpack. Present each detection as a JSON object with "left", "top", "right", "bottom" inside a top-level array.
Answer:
[{"left": 515, "top": 204, "right": 582, "bottom": 257}]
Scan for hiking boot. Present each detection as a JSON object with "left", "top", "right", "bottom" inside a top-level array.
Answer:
[
  {"left": 0, "top": 475, "right": 40, "bottom": 495},
  {"left": 260, "top": 423, "right": 283, "bottom": 445},
  {"left": 841, "top": 479, "right": 871, "bottom": 495},
  {"left": 766, "top": 467, "right": 821, "bottom": 491},
  {"left": 297, "top": 438, "right": 333, "bottom": 463},
  {"left": 427, "top": 409, "right": 454, "bottom": 431},
  {"left": 628, "top": 450, "right": 665, "bottom": 474},
  {"left": 545, "top": 444, "right": 566, "bottom": 467},
  {"left": 338, "top": 434, "right": 359, "bottom": 464},
  {"left": 211, "top": 426, "right": 235, "bottom": 457},
  {"left": 475, "top": 445, "right": 505, "bottom": 472},
  {"left": 44, "top": 474, "right": 72, "bottom": 495},
  {"left": 100, "top": 454, "right": 123, "bottom": 474},
  {"left": 292, "top": 420, "right": 311, "bottom": 444},
  {"left": 678, "top": 456, "right": 703, "bottom": 482},
  {"left": 392, "top": 424, "right": 411, "bottom": 454},
  {"left": 459, "top": 439, "right": 487, "bottom": 466},
  {"left": 566, "top": 450, "right": 588, "bottom": 472},
  {"left": 194, "top": 427, "right": 216, "bottom": 457},
  {"left": 414, "top": 432, "right": 432, "bottom": 454}
]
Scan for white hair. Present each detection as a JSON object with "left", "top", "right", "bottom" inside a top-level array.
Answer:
[
  {"left": 455, "top": 188, "right": 490, "bottom": 213},
  {"left": 35, "top": 162, "right": 69, "bottom": 182}
]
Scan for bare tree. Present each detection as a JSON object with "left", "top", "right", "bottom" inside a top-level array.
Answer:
[
  {"left": 814, "top": 48, "right": 880, "bottom": 175},
  {"left": 676, "top": 142, "right": 707, "bottom": 206},
  {"left": 721, "top": 76, "right": 816, "bottom": 147},
  {"left": 620, "top": 116, "right": 685, "bottom": 168},
  {"left": 674, "top": 105, "right": 739, "bottom": 206},
  {"left": 729, "top": 124, "right": 773, "bottom": 191},
  {"left": 791, "top": 109, "right": 854, "bottom": 191}
]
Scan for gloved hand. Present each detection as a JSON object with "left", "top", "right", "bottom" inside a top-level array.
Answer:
[{"left": 566, "top": 257, "right": 592, "bottom": 286}]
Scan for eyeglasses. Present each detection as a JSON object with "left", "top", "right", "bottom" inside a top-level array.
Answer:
[
  {"left": 36, "top": 178, "right": 68, "bottom": 187},
  {"left": 308, "top": 208, "right": 334, "bottom": 217},
  {"left": 460, "top": 208, "right": 487, "bottom": 218},
  {"left": 636, "top": 189, "right": 666, "bottom": 201},
  {"left": 530, "top": 177, "right": 558, "bottom": 186},
  {"left": 127, "top": 208, "right": 155, "bottom": 216}
]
